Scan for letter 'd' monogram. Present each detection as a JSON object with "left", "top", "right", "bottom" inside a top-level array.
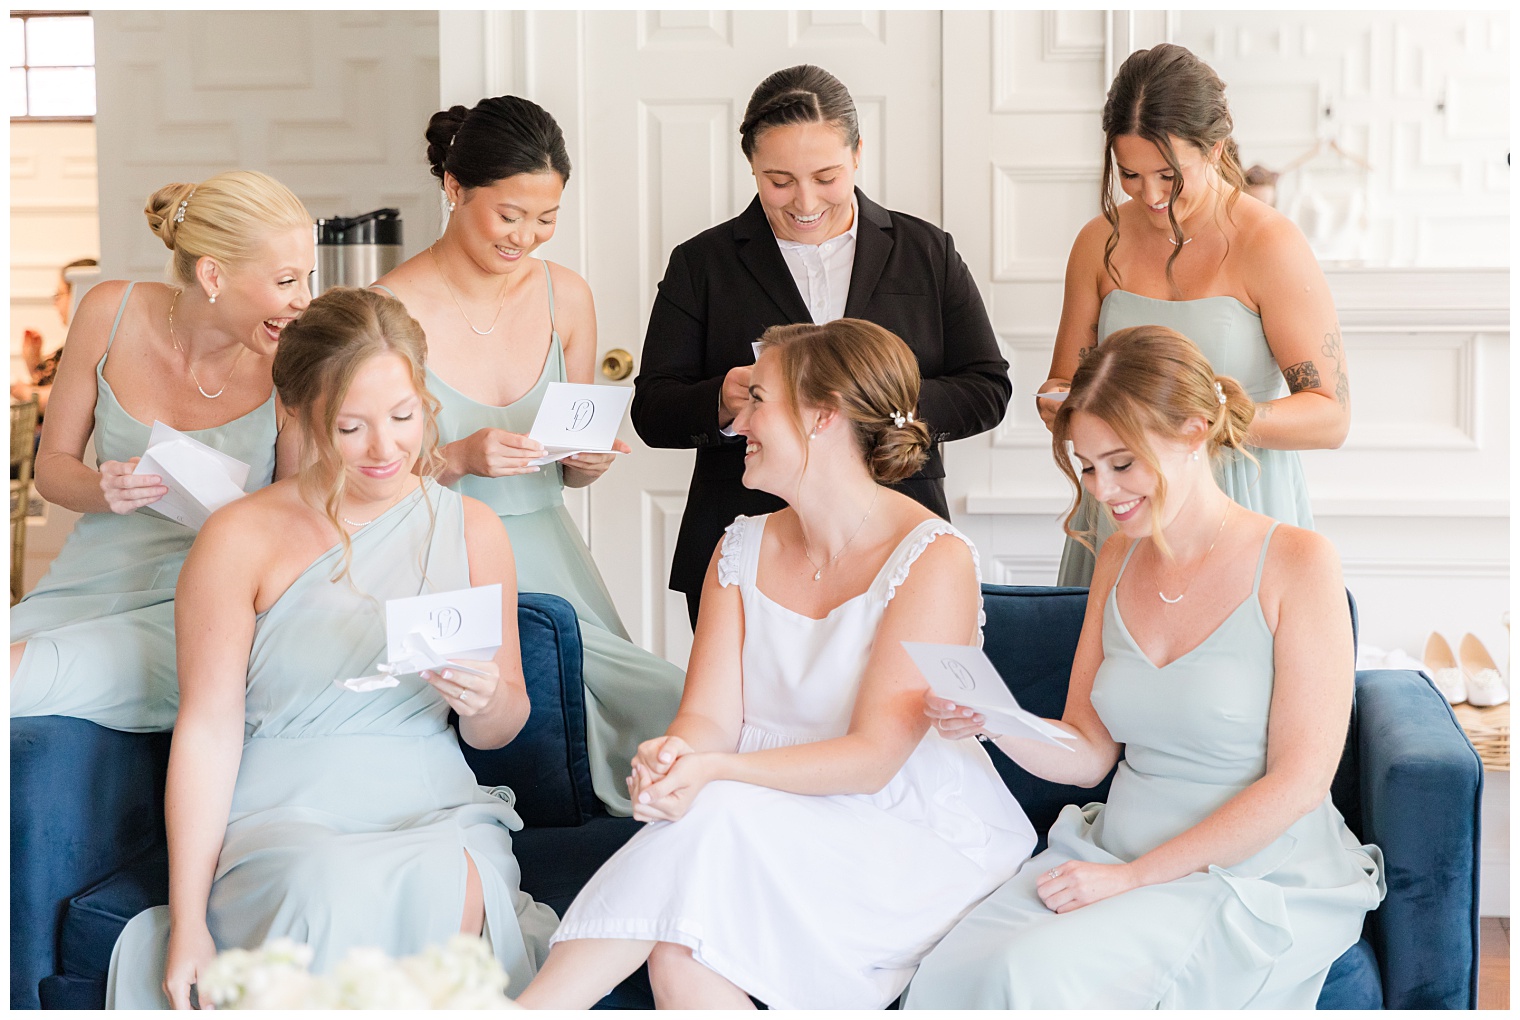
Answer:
[
  {"left": 567, "top": 399, "right": 595, "bottom": 432},
  {"left": 430, "top": 607, "right": 463, "bottom": 640},
  {"left": 941, "top": 659, "right": 977, "bottom": 691}
]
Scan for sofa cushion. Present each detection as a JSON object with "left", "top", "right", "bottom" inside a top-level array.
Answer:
[
  {"left": 456, "top": 592, "right": 600, "bottom": 828},
  {"left": 59, "top": 841, "right": 168, "bottom": 980},
  {"left": 9, "top": 717, "right": 170, "bottom": 1010},
  {"left": 1317, "top": 937, "right": 1383, "bottom": 1009}
]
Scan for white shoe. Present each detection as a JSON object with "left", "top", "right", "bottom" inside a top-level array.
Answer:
[
  {"left": 1460, "top": 633, "right": 1509, "bottom": 707},
  {"left": 1423, "top": 633, "right": 1466, "bottom": 704}
]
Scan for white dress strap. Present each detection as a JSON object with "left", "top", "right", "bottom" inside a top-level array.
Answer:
[
  {"left": 717, "top": 513, "right": 765, "bottom": 588},
  {"left": 879, "top": 520, "right": 986, "bottom": 644}
]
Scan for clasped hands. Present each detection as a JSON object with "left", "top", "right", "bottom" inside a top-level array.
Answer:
[{"left": 626, "top": 735, "right": 719, "bottom": 823}]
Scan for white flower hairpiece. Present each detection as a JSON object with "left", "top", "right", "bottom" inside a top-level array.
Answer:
[
  {"left": 1213, "top": 381, "right": 1227, "bottom": 406},
  {"left": 891, "top": 410, "right": 915, "bottom": 428},
  {"left": 174, "top": 188, "right": 196, "bottom": 224}
]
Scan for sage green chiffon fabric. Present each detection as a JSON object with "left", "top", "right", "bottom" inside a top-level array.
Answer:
[
  {"left": 400, "top": 264, "right": 684, "bottom": 816},
  {"left": 1056, "top": 290, "right": 1315, "bottom": 587},
  {"left": 10, "top": 282, "right": 278, "bottom": 732},
  {"left": 103, "top": 482, "right": 557, "bottom": 1007},
  {"left": 905, "top": 526, "right": 1383, "bottom": 1009}
]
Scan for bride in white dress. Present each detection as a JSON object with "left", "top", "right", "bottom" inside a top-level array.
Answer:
[{"left": 515, "top": 319, "right": 1035, "bottom": 1010}]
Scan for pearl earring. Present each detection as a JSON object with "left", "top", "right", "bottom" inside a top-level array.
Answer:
[
  {"left": 209, "top": 292, "right": 217, "bottom": 304},
  {"left": 1190, "top": 449, "right": 1200, "bottom": 462},
  {"left": 448, "top": 201, "right": 456, "bottom": 212},
  {"left": 809, "top": 430, "right": 817, "bottom": 441}
]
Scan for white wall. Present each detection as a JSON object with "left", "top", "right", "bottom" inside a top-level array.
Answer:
[{"left": 91, "top": 10, "right": 441, "bottom": 284}]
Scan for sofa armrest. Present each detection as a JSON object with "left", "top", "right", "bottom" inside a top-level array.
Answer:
[
  {"left": 1352, "top": 668, "right": 1482, "bottom": 1009},
  {"left": 9, "top": 718, "right": 170, "bottom": 1009},
  {"left": 456, "top": 591, "right": 601, "bottom": 827}
]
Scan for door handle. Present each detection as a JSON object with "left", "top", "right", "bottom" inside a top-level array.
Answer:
[{"left": 601, "top": 348, "right": 634, "bottom": 381}]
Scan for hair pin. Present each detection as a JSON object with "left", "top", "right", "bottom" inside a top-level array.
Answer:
[
  {"left": 173, "top": 188, "right": 196, "bottom": 224},
  {"left": 1213, "top": 381, "right": 1227, "bottom": 406},
  {"left": 891, "top": 410, "right": 915, "bottom": 428}
]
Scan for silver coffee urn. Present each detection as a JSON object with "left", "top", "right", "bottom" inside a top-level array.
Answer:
[{"left": 311, "top": 208, "right": 403, "bottom": 295}]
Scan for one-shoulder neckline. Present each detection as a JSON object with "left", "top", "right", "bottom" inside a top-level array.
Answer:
[
  {"left": 256, "top": 481, "right": 435, "bottom": 621},
  {"left": 1101, "top": 288, "right": 1262, "bottom": 321},
  {"left": 426, "top": 331, "right": 560, "bottom": 411},
  {"left": 748, "top": 515, "right": 944, "bottom": 624}
]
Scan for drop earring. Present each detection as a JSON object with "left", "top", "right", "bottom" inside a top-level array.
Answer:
[
  {"left": 809, "top": 430, "right": 818, "bottom": 441},
  {"left": 1189, "top": 449, "right": 1200, "bottom": 462},
  {"left": 448, "top": 201, "right": 456, "bottom": 212},
  {"left": 208, "top": 292, "right": 217, "bottom": 304}
]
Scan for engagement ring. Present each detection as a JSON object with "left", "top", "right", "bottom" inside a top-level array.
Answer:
[{"left": 1047, "top": 868, "right": 1061, "bottom": 879}]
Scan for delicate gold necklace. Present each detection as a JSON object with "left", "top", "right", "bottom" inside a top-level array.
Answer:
[
  {"left": 802, "top": 488, "right": 879, "bottom": 582},
  {"left": 167, "top": 290, "right": 247, "bottom": 400},
  {"left": 1156, "top": 501, "right": 1231, "bottom": 604},
  {"left": 430, "top": 243, "right": 511, "bottom": 336}
]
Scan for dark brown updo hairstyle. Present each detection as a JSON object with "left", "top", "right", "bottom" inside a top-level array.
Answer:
[
  {"left": 739, "top": 64, "right": 860, "bottom": 161},
  {"left": 273, "top": 287, "right": 445, "bottom": 580},
  {"left": 757, "top": 318, "right": 930, "bottom": 485},
  {"left": 1052, "top": 325, "right": 1254, "bottom": 558},
  {"left": 1100, "top": 43, "right": 1246, "bottom": 289},
  {"left": 425, "top": 95, "right": 571, "bottom": 190}
]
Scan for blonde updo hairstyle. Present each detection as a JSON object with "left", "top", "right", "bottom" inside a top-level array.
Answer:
[
  {"left": 1052, "top": 325, "right": 1255, "bottom": 558},
  {"left": 144, "top": 170, "right": 312, "bottom": 291},
  {"left": 272, "top": 288, "right": 445, "bottom": 580},
  {"left": 757, "top": 318, "right": 931, "bottom": 486}
]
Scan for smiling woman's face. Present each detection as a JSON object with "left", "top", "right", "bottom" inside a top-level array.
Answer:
[
  {"left": 332, "top": 351, "right": 425, "bottom": 502},
  {"left": 1111, "top": 132, "right": 1220, "bottom": 233},
  {"left": 748, "top": 120, "right": 859, "bottom": 244}
]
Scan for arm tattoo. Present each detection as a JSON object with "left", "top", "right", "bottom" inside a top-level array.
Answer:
[
  {"left": 1077, "top": 325, "right": 1097, "bottom": 365},
  {"left": 1320, "top": 328, "right": 1350, "bottom": 409},
  {"left": 1282, "top": 360, "right": 1322, "bottom": 394}
]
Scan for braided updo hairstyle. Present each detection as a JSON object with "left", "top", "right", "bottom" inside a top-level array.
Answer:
[
  {"left": 425, "top": 95, "right": 570, "bottom": 190},
  {"left": 143, "top": 170, "right": 311, "bottom": 290},
  {"left": 1052, "top": 325, "right": 1255, "bottom": 557},
  {"left": 757, "top": 318, "right": 930, "bottom": 485},
  {"left": 739, "top": 64, "right": 860, "bottom": 160}
]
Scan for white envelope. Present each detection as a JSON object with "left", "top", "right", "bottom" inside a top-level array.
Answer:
[
  {"left": 525, "top": 382, "right": 633, "bottom": 466},
  {"left": 751, "top": 340, "right": 764, "bottom": 361},
  {"left": 1034, "top": 389, "right": 1069, "bottom": 402},
  {"left": 902, "top": 641, "right": 1077, "bottom": 751},
  {"left": 135, "top": 421, "right": 252, "bottom": 530}
]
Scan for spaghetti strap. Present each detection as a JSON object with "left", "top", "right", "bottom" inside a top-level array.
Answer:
[
  {"left": 102, "top": 282, "right": 136, "bottom": 357},
  {"left": 370, "top": 284, "right": 397, "bottom": 298},
  {"left": 1112, "top": 537, "right": 1143, "bottom": 586},
  {"left": 542, "top": 260, "right": 556, "bottom": 329},
  {"left": 1252, "top": 522, "right": 1281, "bottom": 595}
]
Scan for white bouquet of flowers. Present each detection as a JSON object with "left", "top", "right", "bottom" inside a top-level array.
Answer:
[{"left": 197, "top": 934, "right": 521, "bottom": 1009}]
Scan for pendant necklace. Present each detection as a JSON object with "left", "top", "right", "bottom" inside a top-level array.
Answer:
[
  {"left": 1157, "top": 501, "right": 1231, "bottom": 604},
  {"left": 430, "top": 243, "right": 511, "bottom": 336},
  {"left": 342, "top": 516, "right": 374, "bottom": 528},
  {"left": 1166, "top": 235, "right": 1193, "bottom": 246},
  {"left": 803, "top": 488, "right": 879, "bottom": 582},
  {"left": 168, "top": 290, "right": 247, "bottom": 399}
]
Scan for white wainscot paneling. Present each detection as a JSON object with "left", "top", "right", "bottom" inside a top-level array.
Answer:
[
  {"left": 991, "top": 165, "right": 1100, "bottom": 281},
  {"left": 643, "top": 490, "right": 694, "bottom": 669},
  {"left": 638, "top": 99, "right": 734, "bottom": 302},
  {"left": 1342, "top": 331, "right": 1479, "bottom": 449},
  {"left": 636, "top": 10, "right": 732, "bottom": 50},
  {"left": 991, "top": 10, "right": 1107, "bottom": 112}
]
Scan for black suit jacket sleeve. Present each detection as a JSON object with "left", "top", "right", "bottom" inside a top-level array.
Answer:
[
  {"left": 631, "top": 245, "right": 729, "bottom": 450},
  {"left": 915, "top": 231, "right": 1012, "bottom": 443}
]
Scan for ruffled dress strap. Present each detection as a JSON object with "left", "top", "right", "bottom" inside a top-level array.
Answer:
[
  {"left": 879, "top": 519, "right": 986, "bottom": 645},
  {"left": 717, "top": 513, "right": 767, "bottom": 589}
]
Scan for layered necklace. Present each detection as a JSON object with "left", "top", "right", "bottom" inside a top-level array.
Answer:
[
  {"left": 430, "top": 243, "right": 511, "bottom": 336},
  {"left": 802, "top": 488, "right": 879, "bottom": 582},
  {"left": 1156, "top": 501, "right": 1231, "bottom": 604},
  {"left": 167, "top": 291, "right": 247, "bottom": 400}
]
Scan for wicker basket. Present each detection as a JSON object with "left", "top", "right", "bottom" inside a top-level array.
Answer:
[{"left": 1453, "top": 701, "right": 1509, "bottom": 772}]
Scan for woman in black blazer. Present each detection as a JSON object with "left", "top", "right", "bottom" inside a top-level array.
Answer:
[{"left": 632, "top": 64, "right": 1011, "bottom": 626}]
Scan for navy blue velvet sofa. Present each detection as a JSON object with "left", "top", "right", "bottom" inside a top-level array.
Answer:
[{"left": 10, "top": 587, "right": 1482, "bottom": 1009}]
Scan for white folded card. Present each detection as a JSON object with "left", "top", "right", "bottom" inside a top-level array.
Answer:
[
  {"left": 334, "top": 584, "right": 503, "bottom": 693},
  {"left": 525, "top": 382, "right": 633, "bottom": 466},
  {"left": 902, "top": 641, "right": 1077, "bottom": 751},
  {"left": 751, "top": 340, "right": 764, "bottom": 361},
  {"left": 135, "top": 421, "right": 251, "bottom": 530},
  {"left": 1034, "top": 389, "right": 1069, "bottom": 401}
]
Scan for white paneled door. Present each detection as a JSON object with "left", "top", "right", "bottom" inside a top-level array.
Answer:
[{"left": 513, "top": 11, "right": 943, "bottom": 667}]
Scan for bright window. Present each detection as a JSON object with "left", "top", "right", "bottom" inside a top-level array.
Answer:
[{"left": 10, "top": 12, "right": 94, "bottom": 120}]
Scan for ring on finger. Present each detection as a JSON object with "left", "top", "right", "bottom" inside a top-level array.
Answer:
[
  {"left": 1047, "top": 868, "right": 1061, "bottom": 880},
  {"left": 459, "top": 688, "right": 469, "bottom": 704}
]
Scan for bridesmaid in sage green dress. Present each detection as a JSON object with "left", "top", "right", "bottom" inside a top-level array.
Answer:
[
  {"left": 106, "top": 289, "right": 556, "bottom": 1008},
  {"left": 374, "top": 95, "right": 684, "bottom": 817},
  {"left": 910, "top": 328, "right": 1381, "bottom": 1009},
  {"left": 1037, "top": 45, "right": 1349, "bottom": 586},
  {"left": 10, "top": 171, "right": 312, "bottom": 731}
]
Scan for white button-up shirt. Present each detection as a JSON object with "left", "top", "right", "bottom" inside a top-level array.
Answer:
[{"left": 774, "top": 197, "right": 860, "bottom": 324}]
